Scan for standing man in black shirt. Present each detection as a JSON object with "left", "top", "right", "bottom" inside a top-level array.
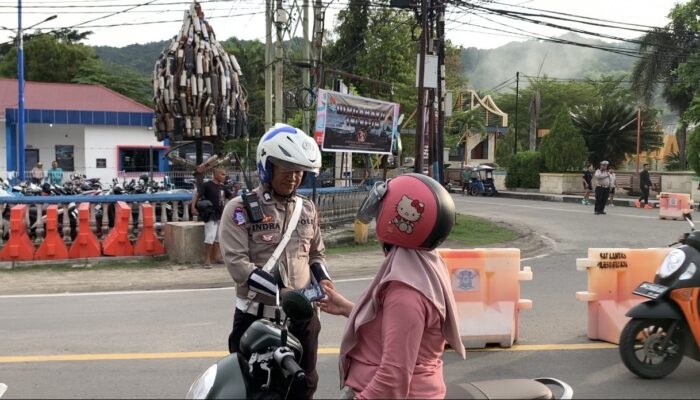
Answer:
[
  {"left": 635, "top": 163, "right": 653, "bottom": 209},
  {"left": 191, "top": 167, "right": 228, "bottom": 266}
]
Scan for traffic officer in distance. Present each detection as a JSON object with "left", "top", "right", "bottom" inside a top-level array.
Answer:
[{"left": 218, "top": 123, "right": 331, "bottom": 399}]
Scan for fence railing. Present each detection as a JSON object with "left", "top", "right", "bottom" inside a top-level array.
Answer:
[{"left": 0, "top": 186, "right": 369, "bottom": 250}]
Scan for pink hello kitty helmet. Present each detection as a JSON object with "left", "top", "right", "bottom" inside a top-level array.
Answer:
[{"left": 357, "top": 173, "right": 455, "bottom": 250}]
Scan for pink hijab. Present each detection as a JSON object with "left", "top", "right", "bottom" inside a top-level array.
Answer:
[{"left": 339, "top": 245, "right": 466, "bottom": 386}]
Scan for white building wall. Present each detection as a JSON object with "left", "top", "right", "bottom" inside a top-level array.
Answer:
[
  {"left": 84, "top": 126, "right": 162, "bottom": 182},
  {"left": 25, "top": 123, "right": 86, "bottom": 172}
]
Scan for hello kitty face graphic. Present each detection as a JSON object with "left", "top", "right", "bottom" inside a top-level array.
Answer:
[{"left": 391, "top": 195, "right": 424, "bottom": 234}]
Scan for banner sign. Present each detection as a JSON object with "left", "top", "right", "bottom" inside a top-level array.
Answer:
[{"left": 314, "top": 89, "right": 399, "bottom": 154}]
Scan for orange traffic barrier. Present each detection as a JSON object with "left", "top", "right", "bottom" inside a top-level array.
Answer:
[
  {"left": 658, "top": 192, "right": 692, "bottom": 220},
  {"left": 134, "top": 203, "right": 165, "bottom": 256},
  {"left": 102, "top": 201, "right": 134, "bottom": 256},
  {"left": 69, "top": 203, "right": 102, "bottom": 259},
  {"left": 438, "top": 248, "right": 533, "bottom": 348},
  {"left": 34, "top": 205, "right": 69, "bottom": 260},
  {"left": 0, "top": 205, "right": 35, "bottom": 261},
  {"left": 576, "top": 248, "right": 669, "bottom": 344}
]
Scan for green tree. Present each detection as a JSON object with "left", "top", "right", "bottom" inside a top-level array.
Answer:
[
  {"left": 446, "top": 109, "right": 486, "bottom": 162},
  {"left": 539, "top": 106, "right": 587, "bottom": 172},
  {"left": 495, "top": 127, "right": 517, "bottom": 169},
  {"left": 570, "top": 101, "right": 663, "bottom": 167},
  {"left": 325, "top": 0, "right": 371, "bottom": 74},
  {"left": 73, "top": 59, "right": 151, "bottom": 106},
  {"left": 0, "top": 33, "right": 96, "bottom": 82},
  {"left": 631, "top": 0, "right": 700, "bottom": 169},
  {"left": 505, "top": 150, "right": 542, "bottom": 189},
  {"left": 686, "top": 126, "right": 700, "bottom": 176}
]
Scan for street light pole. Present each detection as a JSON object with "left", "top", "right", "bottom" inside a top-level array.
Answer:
[
  {"left": 17, "top": 0, "right": 25, "bottom": 182},
  {"left": 14, "top": 6, "right": 56, "bottom": 182}
]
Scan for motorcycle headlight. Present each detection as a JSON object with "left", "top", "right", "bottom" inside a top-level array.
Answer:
[
  {"left": 658, "top": 249, "right": 686, "bottom": 278},
  {"left": 680, "top": 262, "right": 697, "bottom": 281},
  {"left": 185, "top": 363, "right": 217, "bottom": 400}
]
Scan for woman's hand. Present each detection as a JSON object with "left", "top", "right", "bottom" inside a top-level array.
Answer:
[{"left": 317, "top": 280, "right": 354, "bottom": 318}]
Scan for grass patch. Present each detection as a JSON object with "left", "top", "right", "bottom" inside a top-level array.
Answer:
[
  {"left": 448, "top": 214, "right": 518, "bottom": 246},
  {"left": 325, "top": 239, "right": 381, "bottom": 255},
  {"left": 327, "top": 214, "right": 518, "bottom": 254}
]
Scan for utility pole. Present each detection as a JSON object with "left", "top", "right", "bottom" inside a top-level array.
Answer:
[
  {"left": 414, "top": 0, "right": 428, "bottom": 174},
  {"left": 17, "top": 0, "right": 24, "bottom": 181},
  {"left": 274, "top": 0, "right": 285, "bottom": 123},
  {"left": 514, "top": 71, "right": 519, "bottom": 155},
  {"left": 636, "top": 107, "right": 641, "bottom": 173},
  {"left": 302, "top": 0, "right": 311, "bottom": 134},
  {"left": 436, "top": 0, "right": 445, "bottom": 183},
  {"left": 264, "top": 0, "right": 273, "bottom": 131}
]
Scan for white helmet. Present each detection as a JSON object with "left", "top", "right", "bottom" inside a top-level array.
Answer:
[{"left": 256, "top": 123, "right": 322, "bottom": 183}]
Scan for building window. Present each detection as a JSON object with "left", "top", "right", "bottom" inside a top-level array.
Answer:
[
  {"left": 119, "top": 147, "right": 161, "bottom": 173},
  {"left": 55, "top": 145, "right": 75, "bottom": 171},
  {"left": 96, "top": 158, "right": 107, "bottom": 168}
]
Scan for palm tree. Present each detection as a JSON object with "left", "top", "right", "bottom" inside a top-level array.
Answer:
[
  {"left": 631, "top": 3, "right": 699, "bottom": 169},
  {"left": 570, "top": 101, "right": 663, "bottom": 168}
]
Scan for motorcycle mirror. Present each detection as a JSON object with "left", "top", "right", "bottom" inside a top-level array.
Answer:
[
  {"left": 683, "top": 212, "right": 695, "bottom": 230},
  {"left": 281, "top": 290, "right": 314, "bottom": 322},
  {"left": 0, "top": 383, "right": 7, "bottom": 398}
]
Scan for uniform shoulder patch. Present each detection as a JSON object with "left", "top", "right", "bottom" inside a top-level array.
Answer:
[{"left": 233, "top": 207, "right": 247, "bottom": 225}]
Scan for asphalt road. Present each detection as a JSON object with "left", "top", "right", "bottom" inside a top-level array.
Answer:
[{"left": 2, "top": 195, "right": 700, "bottom": 399}]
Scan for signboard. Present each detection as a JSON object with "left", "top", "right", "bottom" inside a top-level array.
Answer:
[
  {"left": 314, "top": 89, "right": 399, "bottom": 154},
  {"left": 416, "top": 54, "right": 438, "bottom": 88}
]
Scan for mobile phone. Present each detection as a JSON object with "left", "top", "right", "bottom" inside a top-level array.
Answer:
[{"left": 299, "top": 283, "right": 325, "bottom": 302}]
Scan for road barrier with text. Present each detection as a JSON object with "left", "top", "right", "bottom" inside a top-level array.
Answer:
[{"left": 576, "top": 248, "right": 668, "bottom": 344}]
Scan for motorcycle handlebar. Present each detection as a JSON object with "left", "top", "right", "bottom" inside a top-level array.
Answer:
[{"left": 273, "top": 348, "right": 306, "bottom": 383}]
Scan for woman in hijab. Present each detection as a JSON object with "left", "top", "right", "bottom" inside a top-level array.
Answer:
[{"left": 319, "top": 173, "right": 466, "bottom": 399}]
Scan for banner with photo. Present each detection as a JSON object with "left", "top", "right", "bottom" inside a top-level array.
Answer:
[{"left": 314, "top": 89, "right": 399, "bottom": 154}]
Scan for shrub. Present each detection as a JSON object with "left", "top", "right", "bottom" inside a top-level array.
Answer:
[
  {"left": 505, "top": 151, "right": 543, "bottom": 189},
  {"left": 540, "top": 106, "right": 587, "bottom": 172},
  {"left": 687, "top": 126, "right": 700, "bottom": 176}
]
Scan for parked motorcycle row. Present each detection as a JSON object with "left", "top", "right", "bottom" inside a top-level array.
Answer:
[{"left": 0, "top": 174, "right": 231, "bottom": 241}]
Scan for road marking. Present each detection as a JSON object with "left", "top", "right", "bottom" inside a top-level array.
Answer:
[
  {"left": 0, "top": 277, "right": 375, "bottom": 299},
  {"left": 0, "top": 343, "right": 617, "bottom": 364}
]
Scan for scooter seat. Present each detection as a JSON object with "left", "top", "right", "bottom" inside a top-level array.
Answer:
[{"left": 446, "top": 379, "right": 553, "bottom": 399}]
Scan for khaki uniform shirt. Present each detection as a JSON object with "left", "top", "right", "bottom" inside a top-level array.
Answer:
[{"left": 219, "top": 185, "right": 326, "bottom": 306}]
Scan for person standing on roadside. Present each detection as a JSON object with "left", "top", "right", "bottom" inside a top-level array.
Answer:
[
  {"left": 218, "top": 123, "right": 331, "bottom": 399},
  {"left": 608, "top": 167, "right": 617, "bottom": 206},
  {"left": 635, "top": 163, "right": 654, "bottom": 209},
  {"left": 191, "top": 167, "right": 228, "bottom": 267},
  {"left": 47, "top": 161, "right": 63, "bottom": 186},
  {"left": 581, "top": 163, "right": 593, "bottom": 205},
  {"left": 593, "top": 161, "right": 611, "bottom": 215}
]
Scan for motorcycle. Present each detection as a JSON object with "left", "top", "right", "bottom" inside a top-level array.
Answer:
[
  {"left": 186, "top": 291, "right": 574, "bottom": 400},
  {"left": 186, "top": 290, "right": 312, "bottom": 399},
  {"left": 619, "top": 212, "right": 700, "bottom": 379}
]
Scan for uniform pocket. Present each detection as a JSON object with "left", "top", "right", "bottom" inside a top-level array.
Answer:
[{"left": 251, "top": 231, "right": 281, "bottom": 244}]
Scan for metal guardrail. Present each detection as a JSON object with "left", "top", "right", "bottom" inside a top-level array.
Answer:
[{"left": 0, "top": 186, "right": 370, "bottom": 248}]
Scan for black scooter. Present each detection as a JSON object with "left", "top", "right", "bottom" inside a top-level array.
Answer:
[
  {"left": 186, "top": 291, "right": 573, "bottom": 399},
  {"left": 619, "top": 212, "right": 700, "bottom": 379}
]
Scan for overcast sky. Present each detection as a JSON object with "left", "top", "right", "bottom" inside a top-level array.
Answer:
[{"left": 0, "top": 0, "right": 687, "bottom": 50}]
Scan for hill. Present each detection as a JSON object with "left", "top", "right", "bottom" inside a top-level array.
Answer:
[{"left": 460, "top": 32, "right": 637, "bottom": 90}]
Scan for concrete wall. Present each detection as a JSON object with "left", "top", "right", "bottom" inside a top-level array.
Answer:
[
  {"left": 25, "top": 123, "right": 86, "bottom": 172},
  {"left": 84, "top": 126, "right": 161, "bottom": 182},
  {"left": 494, "top": 170, "right": 507, "bottom": 190},
  {"left": 660, "top": 172, "right": 694, "bottom": 194},
  {"left": 539, "top": 173, "right": 581, "bottom": 194}
]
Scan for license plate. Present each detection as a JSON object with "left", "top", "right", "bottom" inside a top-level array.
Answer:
[{"left": 633, "top": 282, "right": 669, "bottom": 299}]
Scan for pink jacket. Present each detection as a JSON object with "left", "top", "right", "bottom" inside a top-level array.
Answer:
[{"left": 344, "top": 281, "right": 450, "bottom": 399}]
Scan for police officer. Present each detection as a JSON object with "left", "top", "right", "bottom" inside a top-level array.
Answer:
[{"left": 218, "top": 123, "right": 330, "bottom": 398}]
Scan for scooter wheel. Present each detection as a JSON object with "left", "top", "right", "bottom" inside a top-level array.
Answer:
[{"left": 619, "top": 318, "right": 684, "bottom": 379}]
